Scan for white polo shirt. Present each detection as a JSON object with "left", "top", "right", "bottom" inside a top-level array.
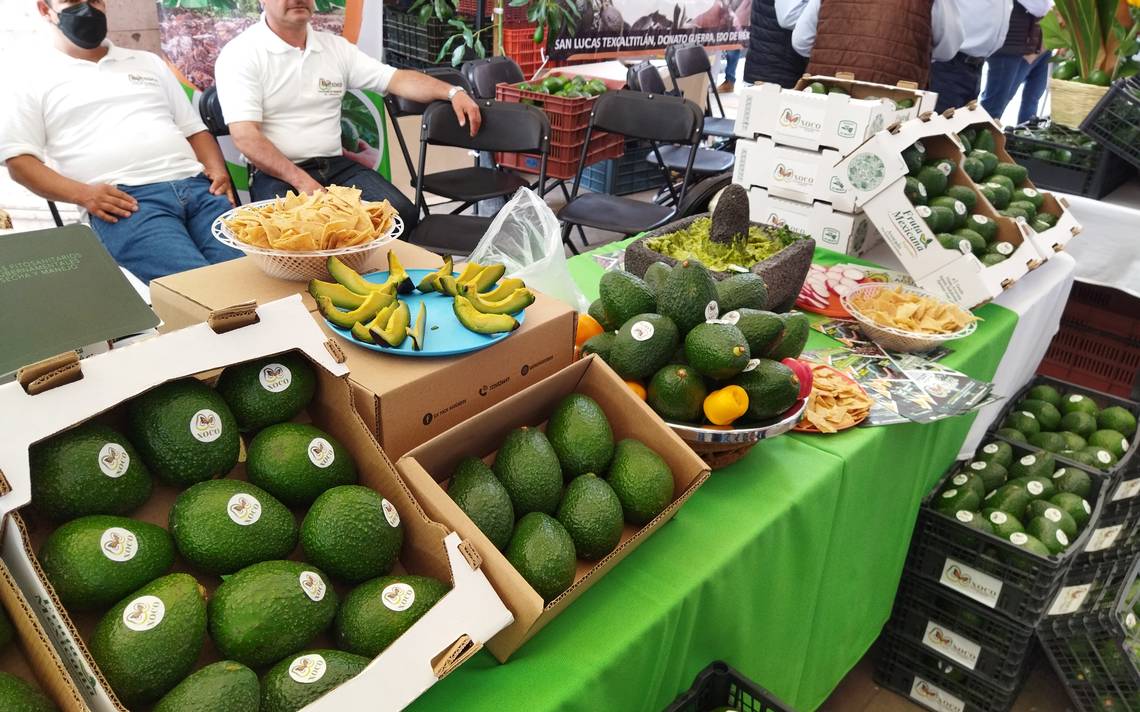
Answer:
[
  {"left": 215, "top": 18, "right": 397, "bottom": 163},
  {"left": 0, "top": 42, "right": 206, "bottom": 187}
]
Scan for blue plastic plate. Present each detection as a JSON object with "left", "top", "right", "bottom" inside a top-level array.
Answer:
[{"left": 323, "top": 269, "right": 524, "bottom": 357}]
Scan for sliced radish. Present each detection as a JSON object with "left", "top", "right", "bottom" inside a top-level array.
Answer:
[
  {"left": 833, "top": 282, "right": 857, "bottom": 297},
  {"left": 826, "top": 277, "right": 842, "bottom": 290},
  {"left": 843, "top": 268, "right": 865, "bottom": 281},
  {"left": 809, "top": 263, "right": 826, "bottom": 273}
]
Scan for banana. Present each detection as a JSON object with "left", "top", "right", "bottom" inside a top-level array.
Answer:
[
  {"left": 467, "top": 288, "right": 535, "bottom": 315},
  {"left": 407, "top": 301, "right": 427, "bottom": 351},
  {"left": 453, "top": 296, "right": 519, "bottom": 334},
  {"left": 370, "top": 301, "right": 411, "bottom": 347}
]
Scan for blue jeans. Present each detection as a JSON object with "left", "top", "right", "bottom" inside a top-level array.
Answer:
[
  {"left": 90, "top": 174, "right": 241, "bottom": 284},
  {"left": 981, "top": 51, "right": 1052, "bottom": 125},
  {"left": 724, "top": 49, "right": 742, "bottom": 83},
  {"left": 930, "top": 54, "right": 984, "bottom": 113}
]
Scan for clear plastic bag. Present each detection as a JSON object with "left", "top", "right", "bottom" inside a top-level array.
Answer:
[{"left": 466, "top": 188, "right": 589, "bottom": 311}]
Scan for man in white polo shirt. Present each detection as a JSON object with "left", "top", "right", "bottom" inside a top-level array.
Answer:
[
  {"left": 0, "top": 0, "right": 241, "bottom": 283},
  {"left": 216, "top": 0, "right": 482, "bottom": 231}
]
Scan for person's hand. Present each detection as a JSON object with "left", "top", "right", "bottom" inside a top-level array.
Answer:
[
  {"left": 292, "top": 173, "right": 325, "bottom": 196},
  {"left": 205, "top": 165, "right": 236, "bottom": 206},
  {"left": 77, "top": 183, "right": 138, "bottom": 223},
  {"left": 452, "top": 91, "right": 482, "bottom": 137},
  {"left": 344, "top": 139, "right": 381, "bottom": 169}
]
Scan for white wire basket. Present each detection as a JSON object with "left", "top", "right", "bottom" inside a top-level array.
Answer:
[
  {"left": 840, "top": 283, "right": 978, "bottom": 353},
  {"left": 210, "top": 199, "right": 404, "bottom": 282}
]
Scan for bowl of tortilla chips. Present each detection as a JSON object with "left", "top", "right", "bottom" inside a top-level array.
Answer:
[
  {"left": 841, "top": 283, "right": 978, "bottom": 353},
  {"left": 211, "top": 185, "right": 402, "bottom": 281}
]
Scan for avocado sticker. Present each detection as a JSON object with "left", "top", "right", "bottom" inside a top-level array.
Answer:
[
  {"left": 227, "top": 493, "right": 262, "bottom": 526},
  {"left": 100, "top": 527, "right": 138, "bottom": 563},
  {"left": 289, "top": 654, "right": 328, "bottom": 685},
  {"left": 307, "top": 438, "right": 336, "bottom": 469},
  {"left": 190, "top": 409, "right": 223, "bottom": 443},
  {"left": 299, "top": 571, "right": 327, "bottom": 602},
  {"left": 258, "top": 363, "right": 293, "bottom": 393},
  {"left": 382, "top": 582, "right": 415, "bottom": 612},
  {"left": 98, "top": 443, "right": 131, "bottom": 479},
  {"left": 122, "top": 595, "right": 164, "bottom": 632},
  {"left": 630, "top": 321, "right": 655, "bottom": 342},
  {"left": 845, "top": 153, "right": 886, "bottom": 192},
  {"left": 381, "top": 498, "right": 400, "bottom": 528}
]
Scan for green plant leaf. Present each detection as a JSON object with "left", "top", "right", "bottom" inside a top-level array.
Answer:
[
  {"left": 474, "top": 37, "right": 486, "bottom": 58},
  {"left": 437, "top": 33, "right": 460, "bottom": 62},
  {"left": 509, "top": 0, "right": 528, "bottom": 6},
  {"left": 452, "top": 43, "right": 466, "bottom": 66},
  {"left": 463, "top": 25, "right": 474, "bottom": 45}
]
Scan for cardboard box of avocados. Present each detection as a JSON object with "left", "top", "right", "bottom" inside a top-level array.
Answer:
[
  {"left": 734, "top": 136, "right": 856, "bottom": 212},
  {"left": 833, "top": 117, "right": 1043, "bottom": 308},
  {"left": 734, "top": 73, "right": 937, "bottom": 153},
  {"left": 744, "top": 185, "right": 879, "bottom": 255},
  {"left": 0, "top": 556, "right": 87, "bottom": 711},
  {"left": 149, "top": 239, "right": 577, "bottom": 458},
  {"left": 396, "top": 355, "right": 710, "bottom": 661},
  {"left": 0, "top": 296, "right": 513, "bottom": 711}
]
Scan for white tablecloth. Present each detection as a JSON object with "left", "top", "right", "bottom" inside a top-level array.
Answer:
[{"left": 1061, "top": 180, "right": 1140, "bottom": 299}]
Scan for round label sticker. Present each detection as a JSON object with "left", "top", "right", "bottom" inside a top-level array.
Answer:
[
  {"left": 381, "top": 582, "right": 415, "bottom": 612},
  {"left": 1044, "top": 508, "right": 1062, "bottom": 523},
  {"left": 307, "top": 438, "right": 335, "bottom": 469},
  {"left": 846, "top": 153, "right": 887, "bottom": 192},
  {"left": 952, "top": 474, "right": 969, "bottom": 486},
  {"left": 189, "top": 409, "right": 223, "bottom": 443},
  {"left": 957, "top": 239, "right": 972, "bottom": 254},
  {"left": 983, "top": 443, "right": 999, "bottom": 454},
  {"left": 1057, "top": 530, "right": 1070, "bottom": 546},
  {"left": 742, "top": 359, "right": 761, "bottom": 373},
  {"left": 1021, "top": 411, "right": 1036, "bottom": 420},
  {"left": 1069, "top": 395, "right": 1084, "bottom": 403},
  {"left": 970, "top": 462, "right": 986, "bottom": 471},
  {"left": 973, "top": 215, "right": 989, "bottom": 224},
  {"left": 704, "top": 301, "right": 720, "bottom": 321},
  {"left": 227, "top": 493, "right": 262, "bottom": 526},
  {"left": 1020, "top": 455, "right": 1037, "bottom": 466},
  {"left": 990, "top": 511, "right": 1008, "bottom": 525},
  {"left": 288, "top": 654, "right": 327, "bottom": 685},
  {"left": 1023, "top": 188, "right": 1038, "bottom": 198},
  {"left": 1122, "top": 438, "right": 1130, "bottom": 452},
  {"left": 1009, "top": 532, "right": 1028, "bottom": 545},
  {"left": 381, "top": 498, "right": 400, "bottom": 528},
  {"left": 1053, "top": 468, "right": 1067, "bottom": 479},
  {"left": 299, "top": 571, "right": 326, "bottom": 602},
  {"left": 1027, "top": 481, "right": 1044, "bottom": 496},
  {"left": 952, "top": 201, "right": 966, "bottom": 215},
  {"left": 937, "top": 163, "right": 953, "bottom": 177},
  {"left": 916, "top": 205, "right": 933, "bottom": 219},
  {"left": 97, "top": 443, "right": 130, "bottom": 479},
  {"left": 122, "top": 595, "right": 164, "bottom": 632},
  {"left": 258, "top": 363, "right": 293, "bottom": 393},
  {"left": 941, "top": 489, "right": 958, "bottom": 499},
  {"left": 1097, "top": 450, "right": 1113, "bottom": 464},
  {"left": 917, "top": 182, "right": 928, "bottom": 198},
  {"left": 100, "top": 527, "right": 138, "bottom": 563},
  {"left": 955, "top": 511, "right": 974, "bottom": 524},
  {"left": 721, "top": 310, "right": 741, "bottom": 325},
  {"left": 994, "top": 242, "right": 1013, "bottom": 256},
  {"left": 1083, "top": 499, "right": 1092, "bottom": 514},
  {"left": 915, "top": 141, "right": 926, "bottom": 154},
  {"left": 630, "top": 321, "right": 655, "bottom": 342}
]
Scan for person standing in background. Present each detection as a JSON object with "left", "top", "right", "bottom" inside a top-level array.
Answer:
[
  {"left": 791, "top": 0, "right": 964, "bottom": 89},
  {"left": 718, "top": 49, "right": 742, "bottom": 92},
  {"left": 980, "top": 0, "right": 1054, "bottom": 124},
  {"left": 743, "top": 0, "right": 808, "bottom": 88},
  {"left": 929, "top": 0, "right": 1013, "bottom": 111}
]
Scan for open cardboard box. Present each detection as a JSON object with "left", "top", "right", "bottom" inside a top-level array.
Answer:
[
  {"left": 734, "top": 73, "right": 937, "bottom": 153},
  {"left": 0, "top": 297, "right": 512, "bottom": 712},
  {"left": 744, "top": 184, "right": 879, "bottom": 255},
  {"left": 149, "top": 241, "right": 577, "bottom": 459},
  {"left": 0, "top": 555, "right": 87, "bottom": 711},
  {"left": 396, "top": 355, "right": 710, "bottom": 662},
  {"left": 932, "top": 103, "right": 1083, "bottom": 256},
  {"left": 734, "top": 136, "right": 855, "bottom": 212},
  {"left": 834, "top": 116, "right": 1044, "bottom": 308}
]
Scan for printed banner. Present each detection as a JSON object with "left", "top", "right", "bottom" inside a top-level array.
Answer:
[{"left": 549, "top": 0, "right": 749, "bottom": 60}]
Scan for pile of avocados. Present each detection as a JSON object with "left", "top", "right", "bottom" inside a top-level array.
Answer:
[
  {"left": 581, "top": 259, "right": 808, "bottom": 428},
  {"left": 27, "top": 353, "right": 445, "bottom": 711},
  {"left": 804, "top": 80, "right": 915, "bottom": 110},
  {"left": 447, "top": 393, "right": 674, "bottom": 602},
  {"left": 1006, "top": 122, "right": 1098, "bottom": 170},
  {"left": 517, "top": 74, "right": 607, "bottom": 99},
  {"left": 933, "top": 437, "right": 1097, "bottom": 558},
  {"left": 995, "top": 382, "right": 1136, "bottom": 472}
]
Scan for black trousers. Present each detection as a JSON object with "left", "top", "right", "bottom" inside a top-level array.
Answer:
[
  {"left": 250, "top": 155, "right": 419, "bottom": 230},
  {"left": 930, "top": 54, "right": 985, "bottom": 113}
]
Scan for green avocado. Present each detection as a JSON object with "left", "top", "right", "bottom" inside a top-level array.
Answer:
[
  {"left": 556, "top": 474, "right": 624, "bottom": 560},
  {"left": 716, "top": 273, "right": 769, "bottom": 313},
  {"left": 607, "top": 313, "right": 680, "bottom": 380},
  {"left": 246, "top": 423, "right": 358, "bottom": 507},
  {"left": 656, "top": 260, "right": 719, "bottom": 335},
  {"left": 334, "top": 574, "right": 449, "bottom": 657},
  {"left": 505, "top": 512, "right": 577, "bottom": 602},
  {"left": 493, "top": 426, "right": 564, "bottom": 516},
  {"left": 685, "top": 322, "right": 751, "bottom": 380},
  {"left": 302, "top": 485, "right": 404, "bottom": 582},
  {"left": 260, "top": 650, "right": 369, "bottom": 712},
  {"left": 598, "top": 270, "right": 657, "bottom": 330},
  {"left": 1017, "top": 399, "right": 1061, "bottom": 430},
  {"left": 977, "top": 440, "right": 1013, "bottom": 468},
  {"left": 447, "top": 457, "right": 515, "bottom": 551},
  {"left": 215, "top": 352, "right": 317, "bottom": 432},
  {"left": 607, "top": 438, "right": 674, "bottom": 525},
  {"left": 647, "top": 364, "right": 708, "bottom": 423},
  {"left": 153, "top": 660, "right": 259, "bottom": 712},
  {"left": 732, "top": 309, "right": 784, "bottom": 358},
  {"left": 546, "top": 393, "right": 615, "bottom": 480},
  {"left": 0, "top": 672, "right": 57, "bottom": 712}
]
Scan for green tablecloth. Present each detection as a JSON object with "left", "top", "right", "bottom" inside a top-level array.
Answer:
[{"left": 412, "top": 242, "right": 1018, "bottom": 711}]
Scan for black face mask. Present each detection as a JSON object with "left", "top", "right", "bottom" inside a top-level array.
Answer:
[{"left": 56, "top": 3, "right": 108, "bottom": 50}]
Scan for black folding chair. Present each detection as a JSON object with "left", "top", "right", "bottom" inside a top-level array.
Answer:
[
  {"left": 557, "top": 90, "right": 703, "bottom": 253},
  {"left": 462, "top": 56, "right": 525, "bottom": 99},
  {"left": 665, "top": 43, "right": 735, "bottom": 139},
  {"left": 47, "top": 201, "right": 65, "bottom": 227},
  {"left": 198, "top": 85, "right": 246, "bottom": 205},
  {"left": 626, "top": 60, "right": 674, "bottom": 96},
  {"left": 408, "top": 99, "right": 550, "bottom": 256}
]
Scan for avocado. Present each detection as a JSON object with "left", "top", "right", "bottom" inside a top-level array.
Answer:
[
  {"left": 1024, "top": 501, "right": 1077, "bottom": 538},
  {"left": 925, "top": 157, "right": 956, "bottom": 177},
  {"left": 1008, "top": 531, "right": 1051, "bottom": 557},
  {"left": 215, "top": 352, "right": 317, "bottom": 432},
  {"left": 953, "top": 510, "right": 989, "bottom": 532},
  {"left": 1003, "top": 410, "right": 1041, "bottom": 436},
  {"left": 732, "top": 309, "right": 784, "bottom": 357},
  {"left": 598, "top": 270, "right": 656, "bottom": 328},
  {"left": 1012, "top": 187, "right": 1045, "bottom": 210},
  {"left": 937, "top": 234, "right": 960, "bottom": 252},
  {"left": 684, "top": 322, "right": 751, "bottom": 380},
  {"left": 608, "top": 313, "right": 680, "bottom": 380},
  {"left": 953, "top": 228, "right": 986, "bottom": 255},
  {"left": 247, "top": 423, "right": 357, "bottom": 507},
  {"left": 581, "top": 332, "right": 616, "bottom": 361},
  {"left": 644, "top": 262, "right": 673, "bottom": 295},
  {"left": 505, "top": 512, "right": 577, "bottom": 602},
  {"left": 1089, "top": 429, "right": 1129, "bottom": 458},
  {"left": 916, "top": 165, "right": 948, "bottom": 198},
  {"left": 996, "top": 427, "right": 1027, "bottom": 442},
  {"left": 731, "top": 359, "right": 799, "bottom": 420},
  {"left": 965, "top": 460, "right": 1007, "bottom": 493},
  {"left": 556, "top": 474, "right": 624, "bottom": 560},
  {"left": 902, "top": 145, "right": 925, "bottom": 175},
  {"left": 1061, "top": 393, "right": 1099, "bottom": 416},
  {"left": 90, "top": 573, "right": 207, "bottom": 706},
  {"left": 153, "top": 660, "right": 259, "bottom": 712},
  {"left": 904, "top": 176, "right": 928, "bottom": 205},
  {"left": 979, "top": 252, "right": 1006, "bottom": 267},
  {"left": 1050, "top": 492, "right": 1092, "bottom": 528},
  {"left": 965, "top": 214, "right": 997, "bottom": 242},
  {"left": 931, "top": 197, "right": 968, "bottom": 229},
  {"left": 972, "top": 129, "right": 996, "bottom": 153},
  {"left": 607, "top": 438, "right": 674, "bottom": 525},
  {"left": 170, "top": 479, "right": 298, "bottom": 575},
  {"left": 1035, "top": 212, "right": 1059, "bottom": 228},
  {"left": 1058, "top": 432, "right": 1088, "bottom": 451},
  {"left": 1060, "top": 411, "right": 1097, "bottom": 437},
  {"left": 716, "top": 273, "right": 769, "bottom": 313},
  {"left": 309, "top": 279, "right": 369, "bottom": 309},
  {"left": 1083, "top": 446, "right": 1119, "bottom": 469},
  {"left": 977, "top": 440, "right": 1013, "bottom": 468},
  {"left": 39, "top": 515, "right": 175, "bottom": 611},
  {"left": 986, "top": 173, "right": 1017, "bottom": 195},
  {"left": 1098, "top": 406, "right": 1137, "bottom": 437},
  {"left": 1001, "top": 207, "right": 1029, "bottom": 221},
  {"left": 946, "top": 185, "right": 978, "bottom": 212},
  {"left": 260, "top": 650, "right": 369, "bottom": 712},
  {"left": 335, "top": 574, "right": 449, "bottom": 657},
  {"left": 1018, "top": 401, "right": 1060, "bottom": 427},
  {"left": 947, "top": 472, "right": 985, "bottom": 501},
  {"left": 0, "top": 672, "right": 57, "bottom": 712},
  {"left": 30, "top": 422, "right": 152, "bottom": 522},
  {"left": 126, "top": 378, "right": 240, "bottom": 487},
  {"left": 963, "top": 157, "right": 985, "bottom": 182},
  {"left": 986, "top": 483, "right": 1031, "bottom": 518},
  {"left": 993, "top": 162, "right": 1029, "bottom": 186},
  {"left": 209, "top": 561, "right": 338, "bottom": 668},
  {"left": 493, "top": 427, "right": 563, "bottom": 516},
  {"left": 1009, "top": 474, "right": 1057, "bottom": 501},
  {"left": 647, "top": 364, "right": 707, "bottom": 422},
  {"left": 447, "top": 457, "right": 515, "bottom": 551},
  {"left": 1027, "top": 516, "right": 1069, "bottom": 554},
  {"left": 1030, "top": 218, "right": 1052, "bottom": 233},
  {"left": 983, "top": 509, "right": 1023, "bottom": 538},
  {"left": 1027, "top": 431, "right": 1067, "bottom": 453},
  {"left": 302, "top": 485, "right": 404, "bottom": 582},
  {"left": 546, "top": 393, "right": 615, "bottom": 480},
  {"left": 656, "top": 259, "right": 719, "bottom": 335},
  {"left": 935, "top": 487, "right": 980, "bottom": 515},
  {"left": 970, "top": 149, "right": 999, "bottom": 176},
  {"left": 587, "top": 298, "right": 619, "bottom": 331},
  {"left": 919, "top": 205, "right": 955, "bottom": 233},
  {"left": 984, "top": 183, "right": 1012, "bottom": 209},
  {"left": 768, "top": 312, "right": 810, "bottom": 360},
  {"left": 1009, "top": 200, "right": 1038, "bottom": 220}
]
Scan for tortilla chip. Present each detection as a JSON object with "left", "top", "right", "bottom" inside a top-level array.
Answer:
[{"left": 223, "top": 184, "right": 397, "bottom": 252}]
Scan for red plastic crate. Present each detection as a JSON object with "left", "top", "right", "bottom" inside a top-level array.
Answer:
[
  {"left": 1039, "top": 322, "right": 1140, "bottom": 399},
  {"left": 458, "top": 0, "right": 530, "bottom": 25},
  {"left": 502, "top": 25, "right": 544, "bottom": 79},
  {"left": 496, "top": 132, "right": 624, "bottom": 180}
]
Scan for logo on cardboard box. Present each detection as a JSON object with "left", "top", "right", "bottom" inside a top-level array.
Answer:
[
  {"left": 890, "top": 208, "right": 933, "bottom": 256},
  {"left": 922, "top": 621, "right": 981, "bottom": 669},
  {"left": 845, "top": 153, "right": 885, "bottom": 192},
  {"left": 837, "top": 119, "right": 858, "bottom": 139},
  {"left": 909, "top": 677, "right": 965, "bottom": 712},
  {"left": 772, "top": 162, "right": 814, "bottom": 189}
]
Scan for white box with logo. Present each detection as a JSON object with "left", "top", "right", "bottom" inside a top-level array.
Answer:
[
  {"left": 745, "top": 185, "right": 878, "bottom": 256},
  {"left": 734, "top": 137, "right": 855, "bottom": 212}
]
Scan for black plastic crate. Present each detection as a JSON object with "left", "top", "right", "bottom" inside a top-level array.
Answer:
[
  {"left": 664, "top": 661, "right": 792, "bottom": 712},
  {"left": 989, "top": 375, "right": 1139, "bottom": 479},
  {"left": 1081, "top": 77, "right": 1140, "bottom": 172},
  {"left": 906, "top": 445, "right": 1108, "bottom": 627},
  {"left": 1076, "top": 489, "right": 1140, "bottom": 570},
  {"left": 383, "top": 49, "right": 443, "bottom": 71},
  {"left": 580, "top": 138, "right": 664, "bottom": 195},
  {"left": 874, "top": 632, "right": 1029, "bottom": 712},
  {"left": 1038, "top": 554, "right": 1140, "bottom": 711},
  {"left": 1004, "top": 121, "right": 1135, "bottom": 199},
  {"left": 887, "top": 575, "right": 1035, "bottom": 688}
]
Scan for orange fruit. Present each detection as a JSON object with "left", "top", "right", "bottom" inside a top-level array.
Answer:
[
  {"left": 575, "top": 313, "right": 605, "bottom": 347},
  {"left": 625, "top": 380, "right": 647, "bottom": 400}
]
